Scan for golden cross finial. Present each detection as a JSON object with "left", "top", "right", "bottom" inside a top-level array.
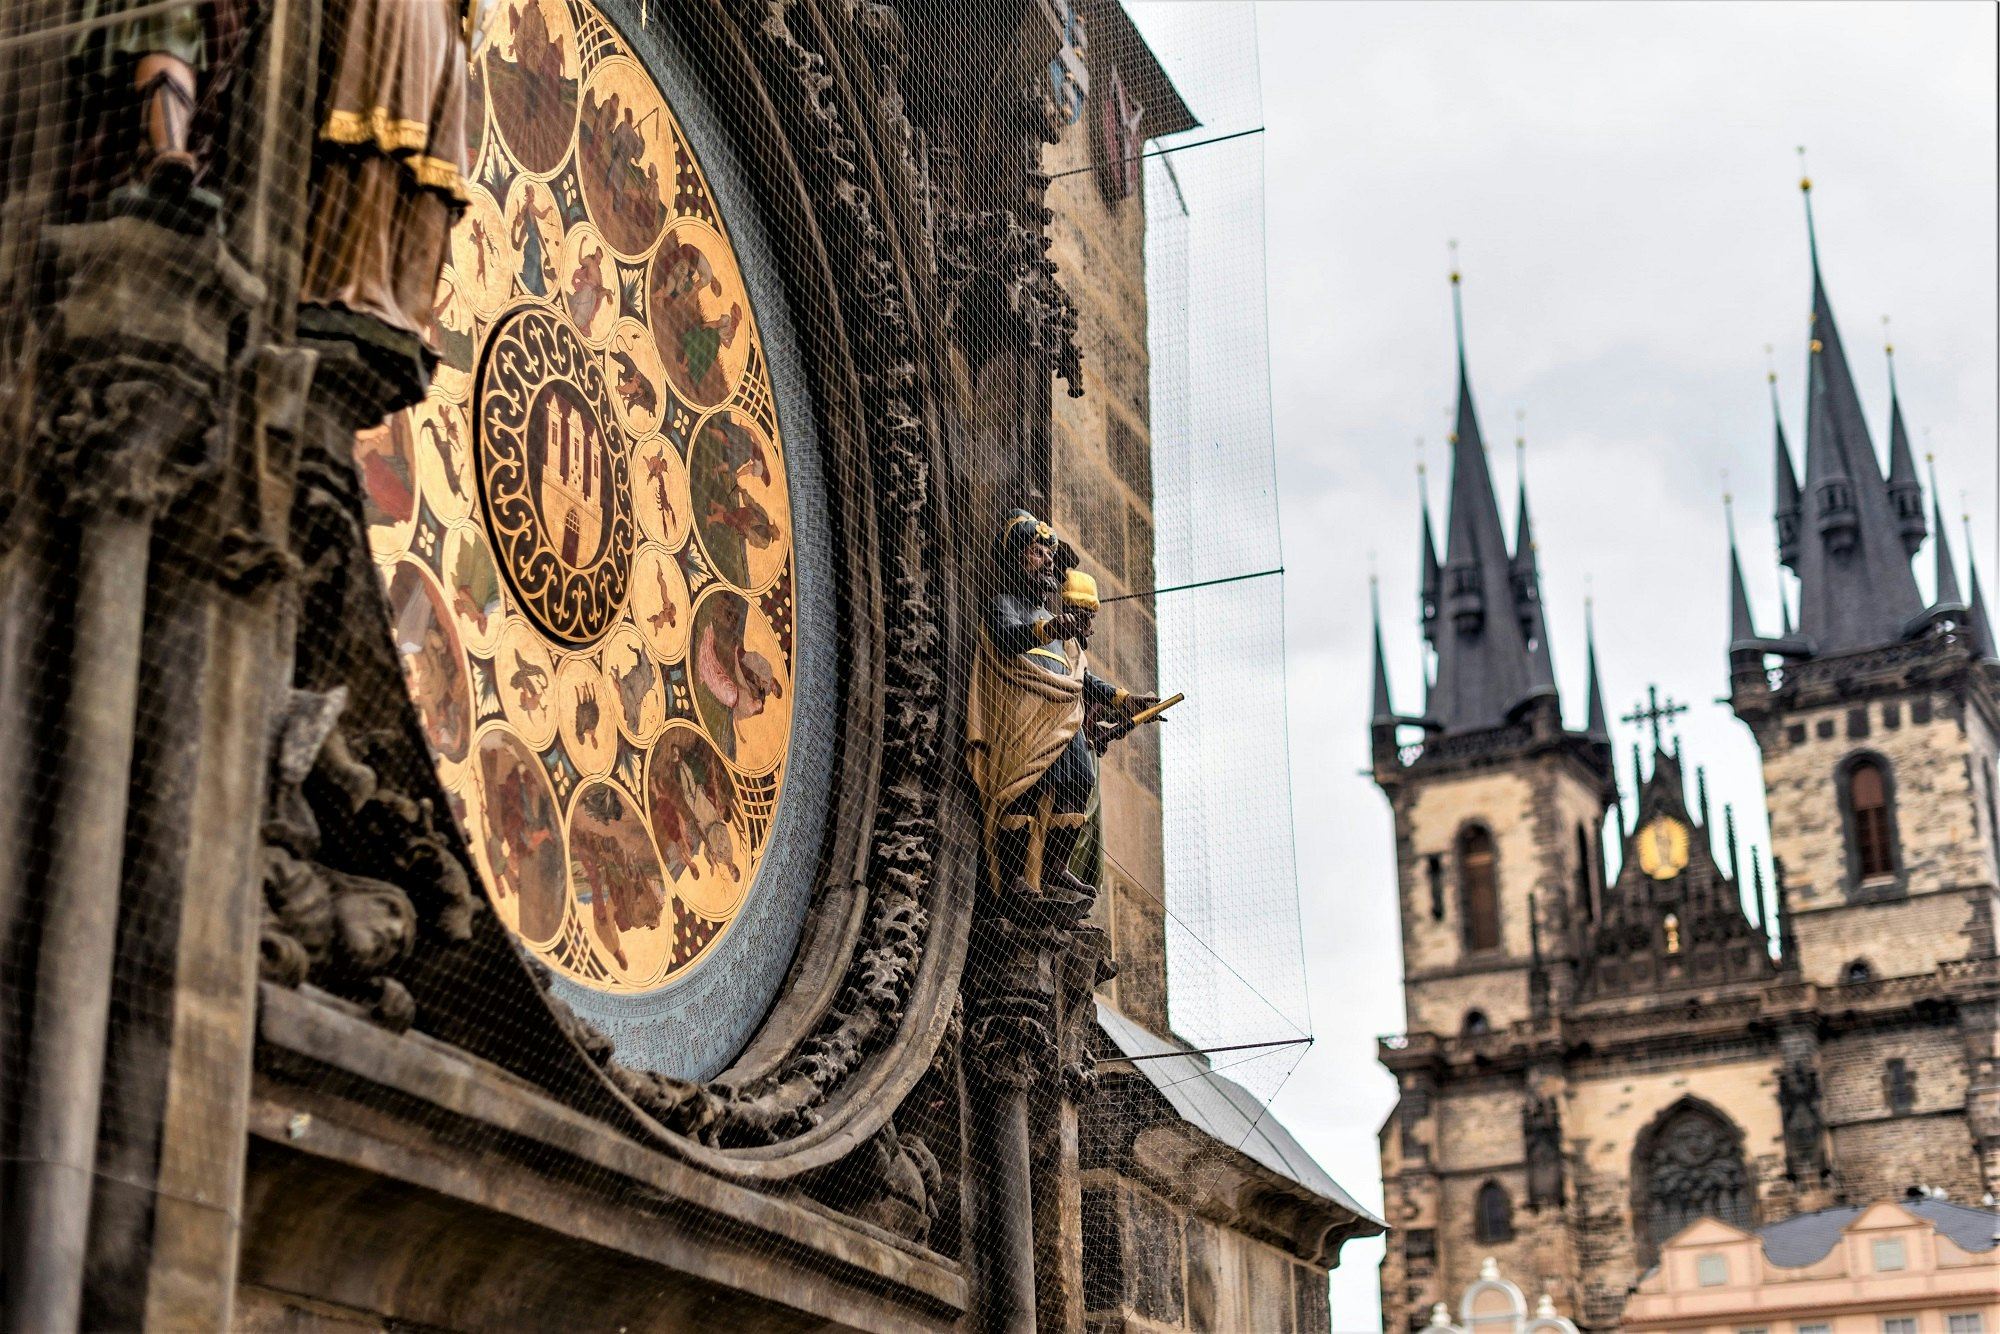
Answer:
[
  {"left": 1448, "top": 238, "right": 1460, "bottom": 285},
  {"left": 1796, "top": 145, "right": 1811, "bottom": 193},
  {"left": 1765, "top": 343, "right": 1777, "bottom": 384}
]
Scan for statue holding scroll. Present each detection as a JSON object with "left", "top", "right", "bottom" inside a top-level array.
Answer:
[{"left": 964, "top": 510, "right": 1163, "bottom": 916}]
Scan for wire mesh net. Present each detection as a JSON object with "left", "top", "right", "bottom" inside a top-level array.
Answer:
[{"left": 0, "top": 1, "right": 1368, "bottom": 1331}]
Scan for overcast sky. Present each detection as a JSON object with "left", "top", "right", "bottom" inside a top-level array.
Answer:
[{"left": 1132, "top": 3, "right": 1997, "bottom": 1327}]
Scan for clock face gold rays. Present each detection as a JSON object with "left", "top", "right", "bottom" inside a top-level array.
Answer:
[{"left": 1637, "top": 815, "right": 1691, "bottom": 881}]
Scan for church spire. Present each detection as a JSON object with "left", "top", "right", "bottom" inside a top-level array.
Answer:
[
  {"left": 1928, "top": 459, "right": 1964, "bottom": 610},
  {"left": 1512, "top": 427, "right": 1557, "bottom": 694},
  {"left": 1418, "top": 453, "right": 1441, "bottom": 645},
  {"left": 1883, "top": 332, "right": 1927, "bottom": 556},
  {"left": 1967, "top": 514, "right": 1997, "bottom": 661},
  {"left": 1791, "top": 175, "right": 1925, "bottom": 654},
  {"left": 1770, "top": 367, "right": 1803, "bottom": 571},
  {"left": 1583, "top": 598, "right": 1609, "bottom": 739},
  {"left": 1371, "top": 577, "right": 1396, "bottom": 724},
  {"left": 1727, "top": 495, "right": 1760, "bottom": 649},
  {"left": 1425, "top": 260, "right": 1544, "bottom": 733}
]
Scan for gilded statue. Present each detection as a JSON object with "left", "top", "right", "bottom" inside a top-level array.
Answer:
[{"left": 964, "top": 510, "right": 1161, "bottom": 918}]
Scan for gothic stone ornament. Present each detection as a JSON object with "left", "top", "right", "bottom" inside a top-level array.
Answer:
[{"left": 376, "top": 0, "right": 813, "bottom": 1043}]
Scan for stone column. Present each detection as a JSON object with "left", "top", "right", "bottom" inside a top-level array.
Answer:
[{"left": 8, "top": 217, "right": 260, "bottom": 1334}]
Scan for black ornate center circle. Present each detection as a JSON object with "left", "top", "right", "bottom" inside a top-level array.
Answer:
[{"left": 476, "top": 305, "right": 635, "bottom": 645}]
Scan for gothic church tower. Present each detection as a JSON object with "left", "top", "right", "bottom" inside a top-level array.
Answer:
[
  {"left": 1370, "top": 275, "right": 1619, "bottom": 1328},
  {"left": 1726, "top": 181, "right": 2000, "bottom": 1205},
  {"left": 1374, "top": 194, "right": 2000, "bottom": 1334}
]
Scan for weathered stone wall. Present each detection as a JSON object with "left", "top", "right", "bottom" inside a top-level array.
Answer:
[
  {"left": 1081, "top": 1171, "right": 1336, "bottom": 1334},
  {"left": 1789, "top": 893, "right": 1988, "bottom": 987},
  {"left": 1044, "top": 65, "right": 1168, "bottom": 1036},
  {"left": 1396, "top": 759, "right": 1603, "bottom": 1034},
  {"left": 1762, "top": 688, "right": 1994, "bottom": 942},
  {"left": 1820, "top": 1022, "right": 1981, "bottom": 1201}
]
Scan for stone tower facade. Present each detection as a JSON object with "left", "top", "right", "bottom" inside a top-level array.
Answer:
[{"left": 1372, "top": 208, "right": 2000, "bottom": 1333}]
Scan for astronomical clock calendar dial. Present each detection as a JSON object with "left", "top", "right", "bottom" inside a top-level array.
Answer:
[
  {"left": 362, "top": 0, "right": 830, "bottom": 1079},
  {"left": 1636, "top": 815, "right": 1691, "bottom": 881}
]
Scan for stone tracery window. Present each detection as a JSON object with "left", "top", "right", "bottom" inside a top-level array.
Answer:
[{"left": 1633, "top": 1100, "right": 1750, "bottom": 1266}]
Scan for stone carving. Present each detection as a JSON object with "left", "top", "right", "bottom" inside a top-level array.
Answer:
[
  {"left": 1638, "top": 1101, "right": 1750, "bottom": 1264},
  {"left": 1524, "top": 1094, "right": 1564, "bottom": 1210},
  {"left": 936, "top": 207, "right": 1083, "bottom": 395},
  {"left": 802, "top": 1121, "right": 942, "bottom": 1244},
  {"left": 257, "top": 685, "right": 476, "bottom": 1030},
  {"left": 1779, "top": 1060, "right": 1829, "bottom": 1182},
  {"left": 964, "top": 511, "right": 1155, "bottom": 918}
]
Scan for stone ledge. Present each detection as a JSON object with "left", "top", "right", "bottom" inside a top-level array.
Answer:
[{"left": 248, "top": 983, "right": 964, "bottom": 1332}]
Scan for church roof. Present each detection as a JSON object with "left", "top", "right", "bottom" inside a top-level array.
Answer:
[
  {"left": 1095, "top": 1001, "right": 1384, "bottom": 1229},
  {"left": 1787, "top": 186, "right": 1927, "bottom": 655},
  {"left": 1423, "top": 275, "right": 1552, "bottom": 734},
  {"left": 1756, "top": 1199, "right": 2000, "bottom": 1268}
]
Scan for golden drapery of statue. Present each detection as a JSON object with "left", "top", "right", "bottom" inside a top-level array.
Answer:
[
  {"left": 964, "top": 620, "right": 1085, "bottom": 836},
  {"left": 299, "top": 0, "right": 470, "bottom": 345},
  {"left": 964, "top": 511, "right": 1158, "bottom": 914}
]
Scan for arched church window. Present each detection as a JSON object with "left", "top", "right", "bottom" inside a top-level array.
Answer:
[
  {"left": 1574, "top": 823, "right": 1595, "bottom": 921},
  {"left": 1460, "top": 825, "right": 1500, "bottom": 952},
  {"left": 1845, "top": 757, "right": 1897, "bottom": 881},
  {"left": 1474, "top": 1180, "right": 1514, "bottom": 1242},
  {"left": 1633, "top": 1100, "right": 1750, "bottom": 1267}
]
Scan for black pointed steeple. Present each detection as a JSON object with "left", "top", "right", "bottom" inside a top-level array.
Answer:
[
  {"left": 1967, "top": 515, "right": 1997, "bottom": 661},
  {"left": 1371, "top": 578, "right": 1396, "bottom": 724},
  {"left": 1928, "top": 462, "right": 1964, "bottom": 611},
  {"left": 1418, "top": 460, "right": 1441, "bottom": 645},
  {"left": 1583, "top": 599, "right": 1609, "bottom": 740},
  {"left": 1728, "top": 499, "right": 1760, "bottom": 650},
  {"left": 1425, "top": 268, "right": 1544, "bottom": 733},
  {"left": 1771, "top": 371, "right": 1803, "bottom": 571},
  {"left": 1791, "top": 179, "right": 1926, "bottom": 654},
  {"left": 1511, "top": 436, "right": 1557, "bottom": 694},
  {"left": 1884, "top": 341, "right": 1927, "bottom": 556}
]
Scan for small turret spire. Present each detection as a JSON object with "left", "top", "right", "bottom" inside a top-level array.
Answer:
[
  {"left": 1371, "top": 576, "right": 1396, "bottom": 724},
  {"left": 1727, "top": 492, "right": 1760, "bottom": 649},
  {"left": 1928, "top": 457, "right": 1964, "bottom": 609},
  {"left": 1418, "top": 446, "right": 1441, "bottom": 643},
  {"left": 1966, "top": 512, "right": 1997, "bottom": 660},
  {"left": 1583, "top": 596, "right": 1609, "bottom": 740},
  {"left": 1724, "top": 804, "right": 1741, "bottom": 885},
  {"left": 1884, "top": 324, "right": 1927, "bottom": 556},
  {"left": 1511, "top": 415, "right": 1557, "bottom": 694},
  {"left": 1750, "top": 848, "right": 1767, "bottom": 934},
  {"left": 1770, "top": 360, "right": 1803, "bottom": 571}
]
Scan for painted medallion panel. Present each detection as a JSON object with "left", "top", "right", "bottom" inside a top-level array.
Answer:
[{"left": 374, "top": 0, "right": 811, "bottom": 1015}]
